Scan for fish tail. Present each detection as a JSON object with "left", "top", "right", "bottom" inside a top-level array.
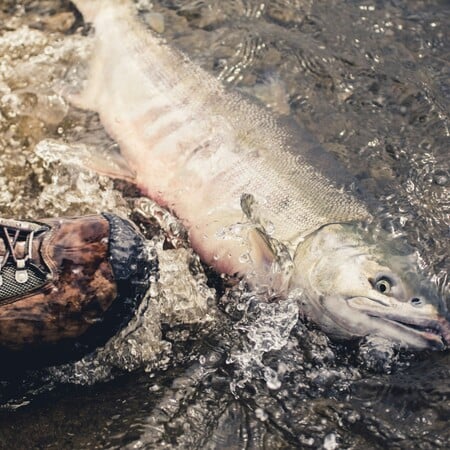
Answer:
[
  {"left": 71, "top": 0, "right": 129, "bottom": 22},
  {"left": 71, "top": 0, "right": 103, "bottom": 22}
]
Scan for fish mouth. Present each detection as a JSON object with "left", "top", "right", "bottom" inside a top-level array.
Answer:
[
  {"left": 346, "top": 297, "right": 450, "bottom": 350},
  {"left": 370, "top": 315, "right": 446, "bottom": 350}
]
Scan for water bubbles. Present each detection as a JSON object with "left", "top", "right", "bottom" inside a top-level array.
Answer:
[
  {"left": 263, "top": 366, "right": 281, "bottom": 390},
  {"left": 134, "top": 197, "right": 189, "bottom": 248},
  {"left": 255, "top": 407, "right": 268, "bottom": 421},
  {"left": 157, "top": 247, "right": 217, "bottom": 325},
  {"left": 299, "top": 435, "right": 315, "bottom": 447},
  {"left": 238, "top": 252, "right": 250, "bottom": 264},
  {"left": 0, "top": 2, "right": 448, "bottom": 449},
  {"left": 433, "top": 170, "right": 447, "bottom": 186},
  {"left": 357, "top": 336, "right": 397, "bottom": 373},
  {"left": 367, "top": 137, "right": 380, "bottom": 148},
  {"left": 236, "top": 302, "right": 247, "bottom": 311},
  {"left": 323, "top": 432, "right": 339, "bottom": 450},
  {"left": 226, "top": 293, "right": 299, "bottom": 391},
  {"left": 346, "top": 410, "right": 360, "bottom": 424},
  {"left": 405, "top": 178, "right": 415, "bottom": 193}
]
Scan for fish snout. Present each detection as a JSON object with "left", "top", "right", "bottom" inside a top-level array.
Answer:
[
  {"left": 346, "top": 296, "right": 450, "bottom": 350},
  {"left": 406, "top": 294, "right": 450, "bottom": 347}
]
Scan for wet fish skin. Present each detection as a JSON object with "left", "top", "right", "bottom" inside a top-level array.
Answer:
[
  {"left": 69, "top": 0, "right": 450, "bottom": 350},
  {"left": 70, "top": 0, "right": 369, "bottom": 275}
]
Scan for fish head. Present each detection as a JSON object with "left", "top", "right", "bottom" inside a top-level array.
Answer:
[{"left": 290, "top": 223, "right": 450, "bottom": 350}]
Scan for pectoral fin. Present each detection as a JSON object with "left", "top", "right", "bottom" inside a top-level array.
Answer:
[
  {"left": 241, "top": 193, "right": 294, "bottom": 294},
  {"left": 247, "top": 226, "right": 277, "bottom": 267},
  {"left": 244, "top": 227, "right": 293, "bottom": 295},
  {"left": 82, "top": 144, "right": 136, "bottom": 181},
  {"left": 35, "top": 139, "right": 136, "bottom": 182}
]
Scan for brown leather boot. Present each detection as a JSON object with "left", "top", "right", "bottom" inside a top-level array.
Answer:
[{"left": 0, "top": 213, "right": 155, "bottom": 371}]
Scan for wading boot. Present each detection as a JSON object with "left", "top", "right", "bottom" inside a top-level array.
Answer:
[{"left": 0, "top": 213, "right": 155, "bottom": 372}]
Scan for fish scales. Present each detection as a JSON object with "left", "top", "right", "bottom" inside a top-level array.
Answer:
[{"left": 72, "top": 1, "right": 369, "bottom": 277}]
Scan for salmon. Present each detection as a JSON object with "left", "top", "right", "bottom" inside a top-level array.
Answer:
[{"left": 68, "top": 0, "right": 450, "bottom": 350}]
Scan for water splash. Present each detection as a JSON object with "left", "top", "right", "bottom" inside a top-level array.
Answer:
[
  {"left": 48, "top": 244, "right": 163, "bottom": 384},
  {"left": 48, "top": 238, "right": 217, "bottom": 385},
  {"left": 33, "top": 142, "right": 131, "bottom": 217},
  {"left": 226, "top": 291, "right": 299, "bottom": 392}
]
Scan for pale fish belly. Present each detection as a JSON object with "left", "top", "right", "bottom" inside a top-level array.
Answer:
[{"left": 71, "top": 1, "right": 370, "bottom": 281}]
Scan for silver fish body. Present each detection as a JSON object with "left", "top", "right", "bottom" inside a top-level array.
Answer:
[
  {"left": 70, "top": 0, "right": 450, "bottom": 350},
  {"left": 70, "top": 1, "right": 368, "bottom": 275}
]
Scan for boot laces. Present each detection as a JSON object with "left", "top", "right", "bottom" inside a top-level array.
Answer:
[{"left": 0, "top": 218, "right": 48, "bottom": 285}]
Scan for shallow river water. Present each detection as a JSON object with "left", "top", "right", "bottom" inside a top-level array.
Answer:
[{"left": 0, "top": 0, "right": 449, "bottom": 448}]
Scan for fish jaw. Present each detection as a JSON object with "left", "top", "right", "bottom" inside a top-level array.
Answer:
[{"left": 346, "top": 297, "right": 448, "bottom": 350}]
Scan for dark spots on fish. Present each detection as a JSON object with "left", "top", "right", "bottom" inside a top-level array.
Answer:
[{"left": 278, "top": 196, "right": 291, "bottom": 210}]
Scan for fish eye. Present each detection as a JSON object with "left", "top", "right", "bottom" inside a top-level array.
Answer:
[{"left": 374, "top": 276, "right": 393, "bottom": 294}]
